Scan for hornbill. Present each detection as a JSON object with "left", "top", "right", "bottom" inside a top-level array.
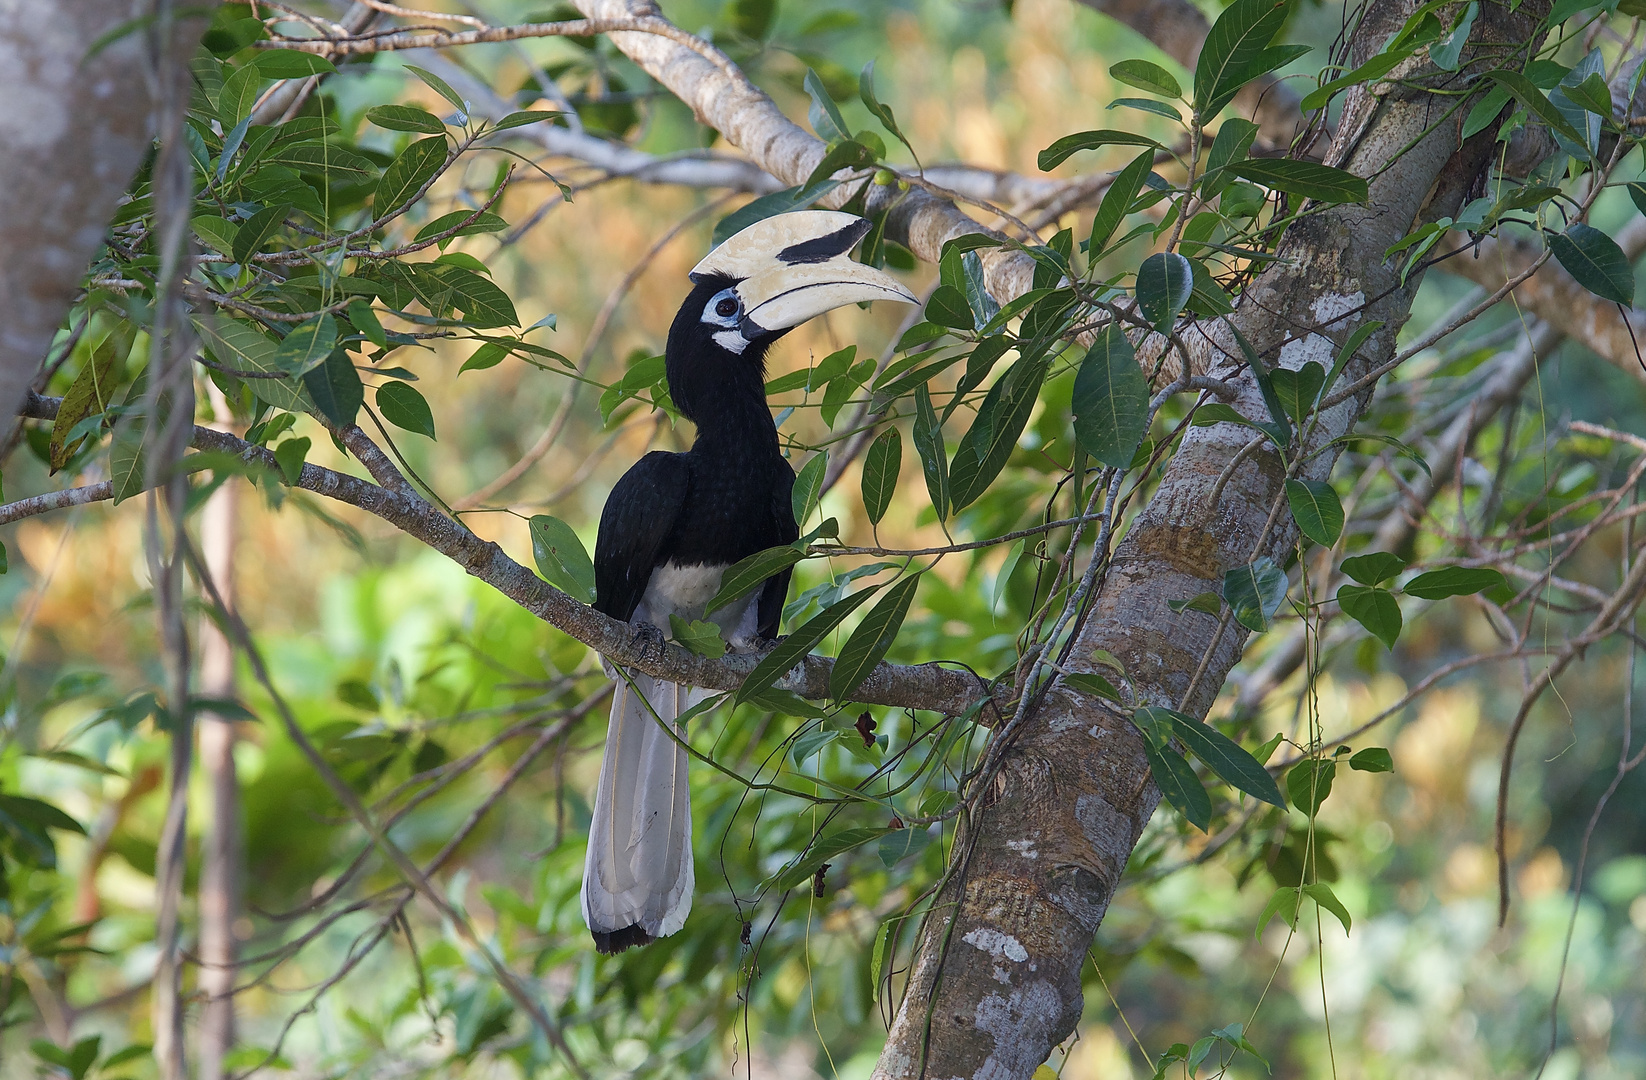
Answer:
[{"left": 581, "top": 211, "right": 916, "bottom": 953}]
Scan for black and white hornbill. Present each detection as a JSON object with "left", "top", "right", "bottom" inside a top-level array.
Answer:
[{"left": 581, "top": 210, "right": 916, "bottom": 953}]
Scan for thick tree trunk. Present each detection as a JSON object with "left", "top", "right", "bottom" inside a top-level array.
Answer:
[
  {"left": 871, "top": 2, "right": 1550, "bottom": 1077},
  {"left": 0, "top": 2, "right": 208, "bottom": 420}
]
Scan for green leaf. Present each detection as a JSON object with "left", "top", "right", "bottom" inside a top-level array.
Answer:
[
  {"left": 1481, "top": 69, "right": 1591, "bottom": 152},
  {"left": 196, "top": 314, "right": 312, "bottom": 413},
  {"left": 1349, "top": 746, "right": 1393, "bottom": 772},
  {"left": 1088, "top": 150, "right": 1154, "bottom": 253},
  {"left": 1201, "top": 118, "right": 1259, "bottom": 197},
  {"left": 1229, "top": 158, "right": 1368, "bottom": 203},
  {"left": 365, "top": 104, "right": 448, "bottom": 134},
  {"left": 375, "top": 136, "right": 449, "bottom": 215},
  {"left": 217, "top": 62, "right": 261, "bottom": 127},
  {"left": 1063, "top": 672, "right": 1122, "bottom": 701},
  {"left": 272, "top": 436, "right": 310, "bottom": 485},
  {"left": 947, "top": 352, "right": 1051, "bottom": 511},
  {"left": 1299, "top": 45, "right": 1417, "bottom": 111},
  {"left": 1169, "top": 592, "right": 1223, "bottom": 615},
  {"left": 415, "top": 210, "right": 509, "bottom": 244},
  {"left": 376, "top": 382, "right": 435, "bottom": 439},
  {"left": 1285, "top": 758, "right": 1335, "bottom": 815},
  {"left": 1071, "top": 325, "right": 1150, "bottom": 468},
  {"left": 1137, "top": 252, "right": 1194, "bottom": 330},
  {"left": 1194, "top": 0, "right": 1293, "bottom": 119},
  {"left": 0, "top": 794, "right": 85, "bottom": 834},
  {"left": 1321, "top": 320, "right": 1382, "bottom": 400},
  {"left": 773, "top": 827, "right": 893, "bottom": 892},
  {"left": 231, "top": 202, "right": 289, "bottom": 266},
  {"left": 529, "top": 515, "right": 596, "bottom": 603},
  {"left": 1550, "top": 223, "right": 1635, "bottom": 305},
  {"left": 831, "top": 574, "right": 920, "bottom": 699},
  {"left": 49, "top": 328, "right": 126, "bottom": 471},
  {"left": 878, "top": 825, "right": 933, "bottom": 866},
  {"left": 737, "top": 587, "right": 881, "bottom": 703},
  {"left": 1037, "top": 129, "right": 1168, "bottom": 171},
  {"left": 870, "top": 920, "right": 894, "bottom": 1002},
  {"left": 1230, "top": 325, "right": 1293, "bottom": 444},
  {"left": 1257, "top": 885, "right": 1303, "bottom": 936},
  {"left": 460, "top": 341, "right": 510, "bottom": 374},
  {"left": 1402, "top": 566, "right": 1506, "bottom": 599},
  {"left": 705, "top": 545, "right": 806, "bottom": 616},
  {"left": 302, "top": 348, "right": 363, "bottom": 427},
  {"left": 1164, "top": 711, "right": 1286, "bottom": 806},
  {"left": 108, "top": 412, "right": 149, "bottom": 505},
  {"left": 1340, "top": 552, "right": 1404, "bottom": 585},
  {"left": 1629, "top": 181, "right": 1646, "bottom": 219},
  {"left": 804, "top": 67, "right": 850, "bottom": 141},
  {"left": 1110, "top": 59, "right": 1182, "bottom": 98},
  {"left": 1303, "top": 882, "right": 1352, "bottom": 933},
  {"left": 860, "top": 60, "right": 915, "bottom": 155},
  {"left": 1108, "top": 96, "right": 1184, "bottom": 122},
  {"left": 860, "top": 429, "right": 901, "bottom": 526},
  {"left": 1285, "top": 479, "right": 1343, "bottom": 546},
  {"left": 493, "top": 109, "right": 559, "bottom": 130},
  {"left": 432, "top": 264, "right": 519, "bottom": 329},
  {"left": 1187, "top": 257, "right": 1236, "bottom": 316},
  {"left": 925, "top": 285, "right": 975, "bottom": 330},
  {"left": 1270, "top": 361, "right": 1325, "bottom": 423},
  {"left": 1224, "top": 555, "right": 1288, "bottom": 632},
  {"left": 271, "top": 315, "right": 336, "bottom": 378},
  {"left": 348, "top": 300, "right": 387, "bottom": 348},
  {"left": 255, "top": 49, "right": 336, "bottom": 79},
  {"left": 912, "top": 383, "right": 949, "bottom": 519},
  {"left": 404, "top": 64, "right": 467, "bottom": 115},
  {"left": 1143, "top": 741, "right": 1212, "bottom": 830},
  {"left": 1337, "top": 584, "right": 1401, "bottom": 649},
  {"left": 792, "top": 451, "right": 828, "bottom": 527},
  {"left": 669, "top": 614, "right": 727, "bottom": 658}
]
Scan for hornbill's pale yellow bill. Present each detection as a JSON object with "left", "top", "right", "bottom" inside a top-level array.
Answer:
[{"left": 580, "top": 210, "right": 916, "bottom": 954}]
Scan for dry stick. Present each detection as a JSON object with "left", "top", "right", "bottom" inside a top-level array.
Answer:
[
  {"left": 454, "top": 194, "right": 732, "bottom": 510},
  {"left": 179, "top": 537, "right": 588, "bottom": 1078}
]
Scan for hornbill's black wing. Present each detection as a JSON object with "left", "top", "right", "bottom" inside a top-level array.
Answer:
[
  {"left": 755, "top": 463, "right": 798, "bottom": 640},
  {"left": 594, "top": 451, "right": 691, "bottom": 623}
]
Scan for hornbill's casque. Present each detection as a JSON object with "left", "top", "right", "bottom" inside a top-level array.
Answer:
[{"left": 581, "top": 211, "right": 916, "bottom": 953}]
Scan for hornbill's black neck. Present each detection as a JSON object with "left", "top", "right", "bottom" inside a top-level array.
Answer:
[{"left": 664, "top": 276, "right": 784, "bottom": 458}]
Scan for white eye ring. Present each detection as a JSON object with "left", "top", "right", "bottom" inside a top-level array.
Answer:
[{"left": 702, "top": 287, "right": 743, "bottom": 328}]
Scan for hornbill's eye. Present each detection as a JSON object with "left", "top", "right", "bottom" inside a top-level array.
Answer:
[{"left": 715, "top": 297, "right": 738, "bottom": 318}]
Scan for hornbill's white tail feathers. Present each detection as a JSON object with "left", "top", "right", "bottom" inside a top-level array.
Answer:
[{"left": 581, "top": 670, "right": 701, "bottom": 954}]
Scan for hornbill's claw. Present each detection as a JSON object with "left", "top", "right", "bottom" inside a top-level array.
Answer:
[{"left": 629, "top": 620, "right": 666, "bottom": 662}]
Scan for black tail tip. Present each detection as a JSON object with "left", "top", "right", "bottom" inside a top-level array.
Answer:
[{"left": 592, "top": 923, "right": 655, "bottom": 954}]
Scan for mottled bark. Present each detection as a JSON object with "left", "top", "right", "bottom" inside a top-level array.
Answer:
[
  {"left": 872, "top": 2, "right": 1550, "bottom": 1077},
  {"left": 0, "top": 1, "right": 207, "bottom": 421}
]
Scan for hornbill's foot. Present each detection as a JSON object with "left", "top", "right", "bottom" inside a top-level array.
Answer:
[{"left": 629, "top": 620, "right": 667, "bottom": 662}]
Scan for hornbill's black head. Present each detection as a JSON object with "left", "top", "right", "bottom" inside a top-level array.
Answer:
[{"left": 664, "top": 211, "right": 916, "bottom": 425}]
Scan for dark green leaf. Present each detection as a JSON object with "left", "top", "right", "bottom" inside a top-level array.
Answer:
[
  {"left": 217, "top": 62, "right": 261, "bottom": 127},
  {"left": 365, "top": 104, "right": 448, "bottom": 134},
  {"left": 1037, "top": 129, "right": 1168, "bottom": 171},
  {"left": 912, "top": 382, "right": 949, "bottom": 519},
  {"left": 831, "top": 574, "right": 920, "bottom": 699},
  {"left": 1110, "top": 59, "right": 1183, "bottom": 98},
  {"left": 1229, "top": 158, "right": 1368, "bottom": 203},
  {"left": 1143, "top": 741, "right": 1212, "bottom": 830},
  {"left": 1165, "top": 711, "right": 1285, "bottom": 806},
  {"left": 1337, "top": 584, "right": 1401, "bottom": 649},
  {"left": 434, "top": 265, "right": 519, "bottom": 328},
  {"left": 805, "top": 67, "right": 850, "bottom": 141},
  {"left": 1187, "top": 258, "right": 1236, "bottom": 316},
  {"left": 1224, "top": 556, "right": 1288, "bottom": 632},
  {"left": 375, "top": 136, "right": 449, "bottom": 215},
  {"left": 404, "top": 64, "right": 467, "bottom": 115},
  {"left": 493, "top": 110, "right": 559, "bottom": 130},
  {"left": 1481, "top": 69, "right": 1591, "bottom": 152},
  {"left": 1286, "top": 758, "right": 1335, "bottom": 815},
  {"left": 947, "top": 352, "right": 1051, "bottom": 511},
  {"left": 1629, "top": 181, "right": 1646, "bottom": 219},
  {"left": 1071, "top": 325, "right": 1150, "bottom": 468},
  {"left": 861, "top": 429, "right": 901, "bottom": 526},
  {"left": 1285, "top": 479, "right": 1343, "bottom": 546},
  {"left": 1402, "top": 566, "right": 1506, "bottom": 599},
  {"left": 1063, "top": 672, "right": 1122, "bottom": 700},
  {"left": 0, "top": 794, "right": 85, "bottom": 835},
  {"left": 460, "top": 341, "right": 510, "bottom": 374},
  {"left": 1270, "top": 361, "right": 1325, "bottom": 423},
  {"left": 197, "top": 314, "right": 311, "bottom": 413},
  {"left": 255, "top": 49, "right": 336, "bottom": 79},
  {"left": 1169, "top": 592, "right": 1223, "bottom": 615},
  {"left": 272, "top": 436, "right": 310, "bottom": 486},
  {"left": 1550, "top": 223, "right": 1635, "bottom": 304},
  {"left": 1303, "top": 882, "right": 1352, "bottom": 933},
  {"left": 706, "top": 546, "right": 806, "bottom": 615},
  {"left": 1109, "top": 96, "right": 1184, "bottom": 122},
  {"left": 376, "top": 382, "right": 436, "bottom": 438},
  {"left": 1137, "top": 252, "right": 1194, "bottom": 330},
  {"left": 529, "top": 514, "right": 596, "bottom": 603},
  {"left": 302, "top": 348, "right": 362, "bottom": 427},
  {"left": 1202, "top": 118, "right": 1259, "bottom": 196},
  {"left": 231, "top": 202, "right": 289, "bottom": 266},
  {"left": 1257, "top": 885, "right": 1303, "bottom": 935},
  {"left": 1300, "top": 46, "right": 1417, "bottom": 111},
  {"left": 271, "top": 315, "right": 336, "bottom": 378},
  {"left": 878, "top": 825, "right": 933, "bottom": 866},
  {"left": 1194, "top": 0, "right": 1292, "bottom": 119},
  {"left": 1089, "top": 150, "right": 1154, "bottom": 253},
  {"left": 1349, "top": 746, "right": 1393, "bottom": 772},
  {"left": 414, "top": 210, "right": 509, "bottom": 244},
  {"left": 669, "top": 614, "right": 726, "bottom": 658},
  {"left": 108, "top": 412, "right": 149, "bottom": 506},
  {"left": 925, "top": 285, "right": 975, "bottom": 330},
  {"left": 1340, "top": 552, "right": 1404, "bottom": 585},
  {"left": 737, "top": 587, "right": 881, "bottom": 703},
  {"left": 792, "top": 451, "right": 828, "bottom": 527},
  {"left": 773, "top": 828, "right": 892, "bottom": 892},
  {"left": 347, "top": 300, "right": 387, "bottom": 348},
  {"left": 1229, "top": 326, "right": 1293, "bottom": 444}
]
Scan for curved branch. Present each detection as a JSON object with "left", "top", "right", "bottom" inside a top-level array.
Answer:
[{"left": 13, "top": 394, "right": 985, "bottom": 716}]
